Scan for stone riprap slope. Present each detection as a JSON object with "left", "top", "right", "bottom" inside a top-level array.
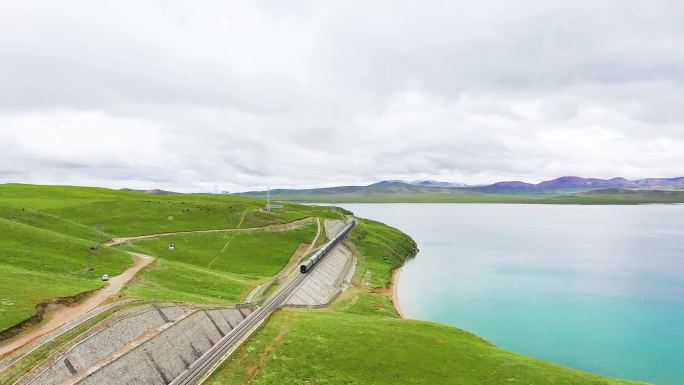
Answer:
[
  {"left": 0, "top": 300, "right": 137, "bottom": 373},
  {"left": 23, "top": 304, "right": 191, "bottom": 385},
  {"left": 285, "top": 244, "right": 355, "bottom": 307},
  {"left": 74, "top": 307, "right": 252, "bottom": 385},
  {"left": 324, "top": 219, "right": 347, "bottom": 239}
]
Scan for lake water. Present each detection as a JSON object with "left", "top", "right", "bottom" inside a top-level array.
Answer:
[{"left": 338, "top": 204, "right": 684, "bottom": 385}]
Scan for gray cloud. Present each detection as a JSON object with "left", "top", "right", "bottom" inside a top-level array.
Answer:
[{"left": 0, "top": 0, "right": 682, "bottom": 192}]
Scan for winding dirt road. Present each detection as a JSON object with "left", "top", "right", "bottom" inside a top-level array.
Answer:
[
  {"left": 105, "top": 217, "right": 314, "bottom": 246},
  {"left": 1, "top": 217, "right": 315, "bottom": 358},
  {"left": 0, "top": 253, "right": 153, "bottom": 357}
]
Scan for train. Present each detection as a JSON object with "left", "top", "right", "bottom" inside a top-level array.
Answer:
[{"left": 299, "top": 221, "right": 355, "bottom": 273}]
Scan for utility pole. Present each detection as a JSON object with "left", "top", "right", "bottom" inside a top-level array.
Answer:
[
  {"left": 266, "top": 187, "right": 271, "bottom": 213},
  {"left": 330, "top": 185, "right": 336, "bottom": 214}
]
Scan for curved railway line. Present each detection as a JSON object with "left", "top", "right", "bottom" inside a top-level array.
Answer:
[{"left": 171, "top": 221, "right": 354, "bottom": 385}]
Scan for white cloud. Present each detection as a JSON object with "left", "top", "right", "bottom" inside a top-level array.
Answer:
[{"left": 0, "top": 0, "right": 682, "bottom": 192}]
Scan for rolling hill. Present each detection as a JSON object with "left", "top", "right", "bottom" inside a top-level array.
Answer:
[
  {"left": 0, "top": 183, "right": 340, "bottom": 336},
  {"left": 236, "top": 177, "right": 684, "bottom": 203},
  {"left": 0, "top": 183, "right": 651, "bottom": 385}
]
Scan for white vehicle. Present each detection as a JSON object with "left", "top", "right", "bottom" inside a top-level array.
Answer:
[{"left": 102, "top": 274, "right": 109, "bottom": 281}]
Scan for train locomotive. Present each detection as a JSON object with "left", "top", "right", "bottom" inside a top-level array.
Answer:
[{"left": 299, "top": 221, "right": 355, "bottom": 273}]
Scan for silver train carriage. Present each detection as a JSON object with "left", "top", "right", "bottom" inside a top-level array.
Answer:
[{"left": 299, "top": 222, "right": 354, "bottom": 273}]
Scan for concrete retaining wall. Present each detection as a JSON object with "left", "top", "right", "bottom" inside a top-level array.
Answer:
[
  {"left": 25, "top": 304, "right": 190, "bottom": 385},
  {"left": 75, "top": 307, "right": 252, "bottom": 385},
  {"left": 286, "top": 244, "right": 355, "bottom": 307}
]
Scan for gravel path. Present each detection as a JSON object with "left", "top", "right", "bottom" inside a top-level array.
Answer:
[
  {"left": 105, "top": 217, "right": 314, "bottom": 246},
  {"left": 0, "top": 253, "right": 153, "bottom": 357}
]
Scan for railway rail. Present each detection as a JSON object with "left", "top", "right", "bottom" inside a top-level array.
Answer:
[{"left": 170, "top": 220, "right": 354, "bottom": 385}]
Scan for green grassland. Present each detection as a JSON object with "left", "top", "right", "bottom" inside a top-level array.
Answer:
[
  {"left": 124, "top": 259, "right": 252, "bottom": 304},
  {"left": 0, "top": 184, "right": 340, "bottom": 237},
  {"left": 122, "top": 224, "right": 317, "bottom": 277},
  {"left": 120, "top": 224, "right": 317, "bottom": 304},
  {"left": 0, "top": 183, "right": 335, "bottom": 334},
  {"left": 206, "top": 219, "right": 646, "bottom": 385},
  {"left": 0, "top": 218, "right": 131, "bottom": 331}
]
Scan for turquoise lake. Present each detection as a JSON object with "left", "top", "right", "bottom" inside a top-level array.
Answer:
[{"left": 339, "top": 203, "right": 684, "bottom": 385}]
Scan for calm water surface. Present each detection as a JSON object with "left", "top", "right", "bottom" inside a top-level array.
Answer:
[{"left": 339, "top": 204, "right": 684, "bottom": 385}]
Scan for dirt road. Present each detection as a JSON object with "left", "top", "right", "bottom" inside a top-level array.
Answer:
[
  {"left": 105, "top": 217, "right": 314, "bottom": 246},
  {"left": 0, "top": 253, "right": 153, "bottom": 356}
]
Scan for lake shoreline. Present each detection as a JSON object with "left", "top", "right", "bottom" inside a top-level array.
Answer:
[
  {"left": 391, "top": 267, "right": 404, "bottom": 318},
  {"left": 341, "top": 203, "right": 684, "bottom": 384}
]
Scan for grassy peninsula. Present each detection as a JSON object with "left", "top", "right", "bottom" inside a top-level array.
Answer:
[{"left": 205, "top": 219, "right": 646, "bottom": 385}]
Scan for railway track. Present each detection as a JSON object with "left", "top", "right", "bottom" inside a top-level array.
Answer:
[{"left": 170, "top": 221, "right": 353, "bottom": 385}]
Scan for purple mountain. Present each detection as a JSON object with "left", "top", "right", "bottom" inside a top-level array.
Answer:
[
  {"left": 537, "top": 176, "right": 637, "bottom": 189},
  {"left": 468, "top": 176, "right": 684, "bottom": 194},
  {"left": 410, "top": 180, "right": 469, "bottom": 188},
  {"left": 633, "top": 177, "right": 684, "bottom": 187}
]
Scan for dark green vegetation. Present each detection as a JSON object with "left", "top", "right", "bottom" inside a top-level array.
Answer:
[
  {"left": 0, "top": 184, "right": 337, "bottom": 333},
  {"left": 206, "top": 220, "right": 646, "bottom": 385},
  {"left": 238, "top": 181, "right": 684, "bottom": 204},
  {"left": 122, "top": 224, "right": 317, "bottom": 304}
]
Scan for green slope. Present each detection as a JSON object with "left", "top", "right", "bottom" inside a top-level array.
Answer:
[
  {"left": 0, "top": 218, "right": 131, "bottom": 332},
  {"left": 120, "top": 224, "right": 318, "bottom": 304},
  {"left": 0, "top": 183, "right": 340, "bottom": 237},
  {"left": 0, "top": 183, "right": 338, "bottom": 333}
]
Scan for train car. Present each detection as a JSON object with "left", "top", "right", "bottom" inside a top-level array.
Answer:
[
  {"left": 299, "top": 260, "right": 314, "bottom": 273},
  {"left": 299, "top": 221, "right": 355, "bottom": 274}
]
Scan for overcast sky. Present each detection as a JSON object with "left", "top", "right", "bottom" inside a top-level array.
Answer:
[{"left": 1, "top": 0, "right": 683, "bottom": 192}]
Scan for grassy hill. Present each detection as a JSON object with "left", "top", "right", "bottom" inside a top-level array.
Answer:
[
  {"left": 120, "top": 224, "right": 318, "bottom": 304},
  {"left": 0, "top": 183, "right": 652, "bottom": 384},
  {"left": 0, "top": 216, "right": 131, "bottom": 333},
  {"left": 237, "top": 181, "right": 684, "bottom": 204},
  {"left": 206, "top": 219, "right": 646, "bottom": 385},
  {"left": 0, "top": 184, "right": 339, "bottom": 335}
]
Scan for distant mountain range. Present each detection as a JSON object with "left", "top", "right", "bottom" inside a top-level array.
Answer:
[
  {"left": 467, "top": 176, "right": 684, "bottom": 194},
  {"left": 388, "top": 180, "right": 469, "bottom": 188},
  {"left": 235, "top": 176, "right": 684, "bottom": 204}
]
